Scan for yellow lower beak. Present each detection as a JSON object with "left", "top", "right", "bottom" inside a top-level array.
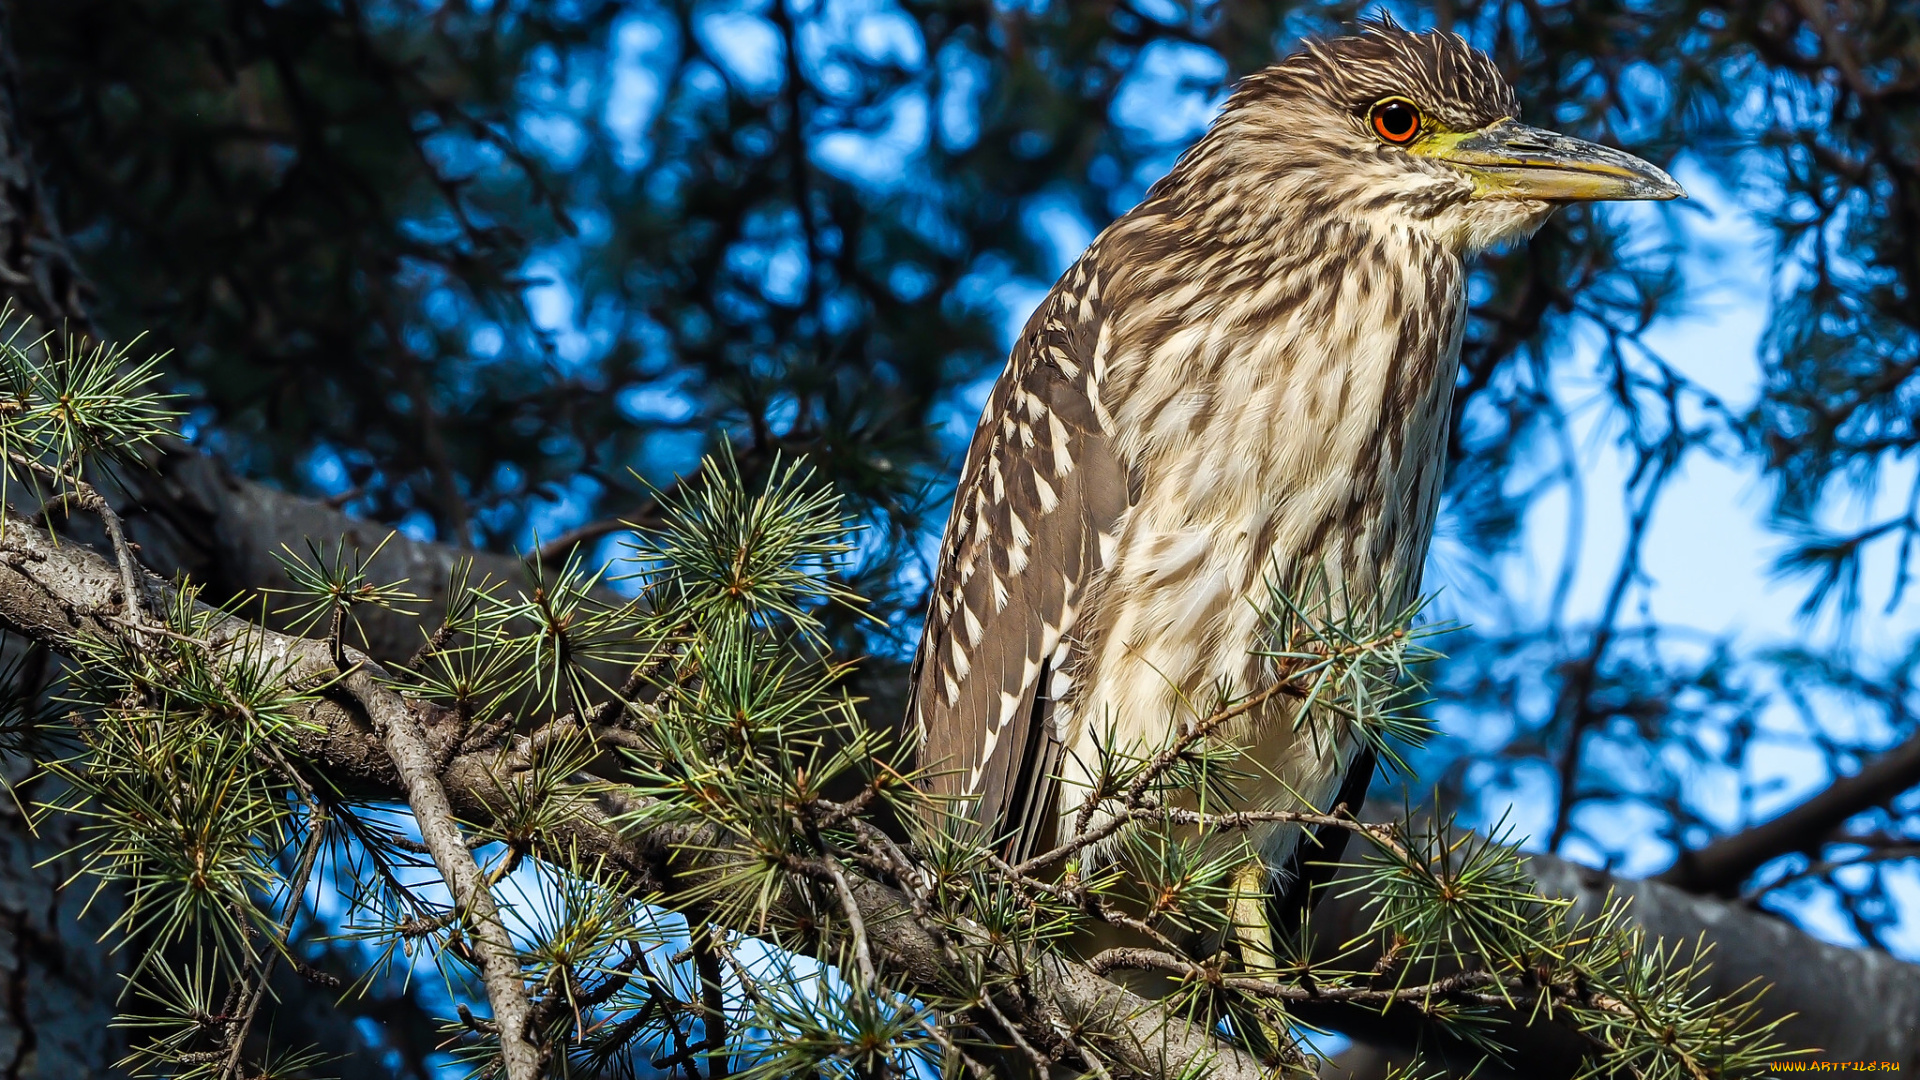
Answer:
[{"left": 1423, "top": 119, "right": 1686, "bottom": 202}]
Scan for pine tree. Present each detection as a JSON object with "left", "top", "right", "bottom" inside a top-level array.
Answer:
[
  {"left": 0, "top": 315, "right": 1788, "bottom": 1076},
  {"left": 0, "top": 0, "right": 1914, "bottom": 1076}
]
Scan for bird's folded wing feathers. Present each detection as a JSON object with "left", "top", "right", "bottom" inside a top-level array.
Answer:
[{"left": 909, "top": 287, "right": 1131, "bottom": 858}]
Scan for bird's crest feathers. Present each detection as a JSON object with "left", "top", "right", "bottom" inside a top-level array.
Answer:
[{"left": 1236, "top": 18, "right": 1519, "bottom": 132}]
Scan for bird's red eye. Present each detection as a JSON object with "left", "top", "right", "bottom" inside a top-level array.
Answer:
[{"left": 1371, "top": 100, "right": 1422, "bottom": 144}]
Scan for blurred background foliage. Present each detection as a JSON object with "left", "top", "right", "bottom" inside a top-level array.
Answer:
[{"left": 9, "top": 0, "right": 1920, "bottom": 1071}]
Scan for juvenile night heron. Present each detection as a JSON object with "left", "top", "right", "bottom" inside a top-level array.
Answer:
[{"left": 908, "top": 19, "right": 1681, "bottom": 976}]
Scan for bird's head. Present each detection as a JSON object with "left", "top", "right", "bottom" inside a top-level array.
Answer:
[{"left": 1169, "top": 18, "right": 1684, "bottom": 254}]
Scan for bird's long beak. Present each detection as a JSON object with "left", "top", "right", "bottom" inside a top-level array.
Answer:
[{"left": 1422, "top": 118, "right": 1686, "bottom": 202}]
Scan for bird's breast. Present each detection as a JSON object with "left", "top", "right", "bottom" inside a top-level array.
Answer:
[{"left": 1051, "top": 223, "right": 1464, "bottom": 866}]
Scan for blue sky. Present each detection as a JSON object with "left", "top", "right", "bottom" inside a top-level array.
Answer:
[{"left": 1514, "top": 168, "right": 1920, "bottom": 948}]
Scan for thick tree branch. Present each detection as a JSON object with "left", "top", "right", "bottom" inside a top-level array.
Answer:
[
  {"left": 0, "top": 506, "right": 1268, "bottom": 1080},
  {"left": 119, "top": 449, "right": 533, "bottom": 660},
  {"left": 1301, "top": 808, "right": 1920, "bottom": 1073}
]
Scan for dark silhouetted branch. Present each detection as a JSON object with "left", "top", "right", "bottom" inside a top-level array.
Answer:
[{"left": 1657, "top": 727, "right": 1920, "bottom": 898}]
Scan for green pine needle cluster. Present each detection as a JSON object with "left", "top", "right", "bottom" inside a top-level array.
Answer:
[
  {"left": 44, "top": 584, "right": 330, "bottom": 1077},
  {"left": 0, "top": 321, "right": 1797, "bottom": 1079},
  {"left": 0, "top": 305, "right": 175, "bottom": 486}
]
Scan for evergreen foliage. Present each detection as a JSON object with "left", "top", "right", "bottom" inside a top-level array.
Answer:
[{"left": 0, "top": 323, "right": 1789, "bottom": 1077}]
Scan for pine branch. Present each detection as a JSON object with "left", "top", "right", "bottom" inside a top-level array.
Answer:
[
  {"left": 0, "top": 502, "right": 1270, "bottom": 1080},
  {"left": 0, "top": 437, "right": 1828, "bottom": 1078},
  {"left": 1306, "top": 810, "right": 1920, "bottom": 1070},
  {"left": 339, "top": 662, "right": 542, "bottom": 1080}
]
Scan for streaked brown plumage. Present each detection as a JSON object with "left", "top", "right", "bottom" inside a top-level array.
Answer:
[{"left": 909, "top": 19, "right": 1682, "bottom": 923}]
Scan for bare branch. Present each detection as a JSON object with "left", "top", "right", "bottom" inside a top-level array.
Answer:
[
  {"left": 338, "top": 663, "right": 542, "bottom": 1080},
  {"left": 1658, "top": 725, "right": 1920, "bottom": 897},
  {"left": 826, "top": 858, "right": 877, "bottom": 988}
]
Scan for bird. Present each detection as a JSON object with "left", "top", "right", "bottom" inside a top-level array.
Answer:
[{"left": 907, "top": 17, "right": 1682, "bottom": 974}]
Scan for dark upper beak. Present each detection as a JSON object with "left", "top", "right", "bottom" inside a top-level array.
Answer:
[{"left": 1429, "top": 118, "right": 1686, "bottom": 202}]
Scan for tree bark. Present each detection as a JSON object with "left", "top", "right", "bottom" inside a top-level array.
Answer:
[
  {"left": 1304, "top": 831, "right": 1920, "bottom": 1074},
  {"left": 118, "top": 448, "right": 535, "bottom": 660},
  {"left": 0, "top": 757, "right": 123, "bottom": 1077}
]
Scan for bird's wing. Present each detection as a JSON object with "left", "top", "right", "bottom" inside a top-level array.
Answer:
[{"left": 909, "top": 283, "right": 1130, "bottom": 861}]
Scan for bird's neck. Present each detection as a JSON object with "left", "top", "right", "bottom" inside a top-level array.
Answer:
[
  {"left": 1064, "top": 203, "right": 1466, "bottom": 606},
  {"left": 1087, "top": 207, "right": 1463, "bottom": 442}
]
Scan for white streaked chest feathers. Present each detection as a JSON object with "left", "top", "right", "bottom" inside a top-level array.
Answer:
[{"left": 1055, "top": 219, "right": 1465, "bottom": 869}]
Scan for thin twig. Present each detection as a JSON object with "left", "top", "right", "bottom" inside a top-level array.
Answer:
[
  {"left": 9, "top": 450, "right": 148, "bottom": 625},
  {"left": 218, "top": 808, "right": 329, "bottom": 1080},
  {"left": 827, "top": 859, "right": 877, "bottom": 988},
  {"left": 977, "top": 991, "right": 1050, "bottom": 1075},
  {"left": 692, "top": 926, "right": 732, "bottom": 1078},
  {"left": 1022, "top": 680, "right": 1301, "bottom": 876}
]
